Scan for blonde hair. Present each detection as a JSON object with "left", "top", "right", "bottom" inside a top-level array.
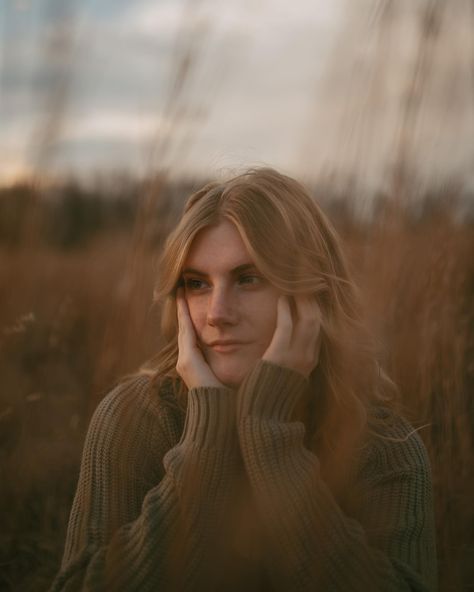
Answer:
[{"left": 142, "top": 168, "right": 397, "bottom": 490}]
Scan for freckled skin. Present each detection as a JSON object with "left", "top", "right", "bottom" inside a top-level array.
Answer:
[{"left": 182, "top": 220, "right": 280, "bottom": 388}]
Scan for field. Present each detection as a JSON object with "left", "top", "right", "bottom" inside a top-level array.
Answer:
[{"left": 0, "top": 181, "right": 472, "bottom": 591}]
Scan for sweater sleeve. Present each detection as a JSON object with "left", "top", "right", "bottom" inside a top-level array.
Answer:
[
  {"left": 49, "top": 375, "right": 239, "bottom": 592},
  {"left": 236, "top": 360, "right": 438, "bottom": 592}
]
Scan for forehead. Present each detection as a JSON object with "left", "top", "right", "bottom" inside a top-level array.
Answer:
[{"left": 184, "top": 220, "right": 253, "bottom": 269}]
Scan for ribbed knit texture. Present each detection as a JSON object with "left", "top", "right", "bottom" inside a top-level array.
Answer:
[{"left": 50, "top": 361, "right": 437, "bottom": 592}]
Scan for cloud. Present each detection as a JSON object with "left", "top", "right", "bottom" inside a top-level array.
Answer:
[
  {"left": 1, "top": 0, "right": 345, "bottom": 181},
  {"left": 61, "top": 111, "right": 172, "bottom": 142},
  {"left": 1, "top": 0, "right": 471, "bottom": 192}
]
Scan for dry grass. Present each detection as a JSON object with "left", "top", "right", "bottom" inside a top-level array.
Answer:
[{"left": 0, "top": 197, "right": 472, "bottom": 591}]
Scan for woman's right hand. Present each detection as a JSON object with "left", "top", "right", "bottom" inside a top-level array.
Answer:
[{"left": 176, "top": 288, "right": 225, "bottom": 390}]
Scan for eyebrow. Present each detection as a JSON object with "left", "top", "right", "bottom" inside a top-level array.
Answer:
[{"left": 181, "top": 263, "right": 258, "bottom": 277}]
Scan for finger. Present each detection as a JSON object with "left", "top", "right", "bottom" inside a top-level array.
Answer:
[
  {"left": 270, "top": 295, "right": 293, "bottom": 350},
  {"left": 262, "top": 295, "right": 293, "bottom": 366},
  {"left": 176, "top": 290, "right": 200, "bottom": 375},
  {"left": 175, "top": 290, "right": 223, "bottom": 389},
  {"left": 294, "top": 295, "right": 321, "bottom": 332},
  {"left": 293, "top": 295, "right": 322, "bottom": 359},
  {"left": 176, "top": 290, "right": 196, "bottom": 347},
  {"left": 176, "top": 288, "right": 185, "bottom": 332}
]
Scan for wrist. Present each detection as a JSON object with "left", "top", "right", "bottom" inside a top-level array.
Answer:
[
  {"left": 261, "top": 354, "right": 312, "bottom": 379},
  {"left": 237, "top": 359, "right": 309, "bottom": 421},
  {"left": 179, "top": 385, "right": 237, "bottom": 448}
]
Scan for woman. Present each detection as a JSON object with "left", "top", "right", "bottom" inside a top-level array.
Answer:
[{"left": 50, "top": 168, "right": 437, "bottom": 591}]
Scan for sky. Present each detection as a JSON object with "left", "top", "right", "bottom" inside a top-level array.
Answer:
[{"left": 1, "top": 0, "right": 473, "bottom": 196}]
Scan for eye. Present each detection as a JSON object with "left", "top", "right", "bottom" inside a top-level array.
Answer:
[
  {"left": 183, "top": 278, "right": 207, "bottom": 291},
  {"left": 238, "top": 274, "right": 262, "bottom": 286}
]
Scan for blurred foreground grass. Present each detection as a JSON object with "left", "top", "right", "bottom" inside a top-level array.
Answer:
[{"left": 0, "top": 181, "right": 472, "bottom": 591}]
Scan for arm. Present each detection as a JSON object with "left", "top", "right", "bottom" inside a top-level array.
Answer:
[
  {"left": 236, "top": 360, "right": 438, "bottom": 592},
  {"left": 50, "top": 376, "right": 239, "bottom": 592}
]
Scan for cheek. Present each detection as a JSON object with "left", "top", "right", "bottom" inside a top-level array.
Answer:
[{"left": 185, "top": 298, "right": 206, "bottom": 335}]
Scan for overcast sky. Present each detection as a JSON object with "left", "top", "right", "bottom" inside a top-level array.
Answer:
[{"left": 1, "top": 0, "right": 473, "bottom": 194}]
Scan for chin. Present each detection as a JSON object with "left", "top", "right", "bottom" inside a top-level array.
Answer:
[
  {"left": 210, "top": 359, "right": 251, "bottom": 389},
  {"left": 215, "top": 369, "right": 244, "bottom": 389},
  {"left": 205, "top": 347, "right": 263, "bottom": 389}
]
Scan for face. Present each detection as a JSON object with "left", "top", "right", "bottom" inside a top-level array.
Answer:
[{"left": 182, "top": 219, "right": 280, "bottom": 387}]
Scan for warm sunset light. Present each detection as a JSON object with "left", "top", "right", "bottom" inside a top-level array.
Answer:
[{"left": 0, "top": 2, "right": 472, "bottom": 591}]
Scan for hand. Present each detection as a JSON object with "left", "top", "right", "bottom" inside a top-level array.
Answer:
[
  {"left": 176, "top": 288, "right": 225, "bottom": 390},
  {"left": 262, "top": 295, "right": 322, "bottom": 378}
]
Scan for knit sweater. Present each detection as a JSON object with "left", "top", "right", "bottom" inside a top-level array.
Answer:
[{"left": 50, "top": 360, "right": 437, "bottom": 592}]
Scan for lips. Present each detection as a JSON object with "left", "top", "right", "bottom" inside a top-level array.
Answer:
[{"left": 207, "top": 340, "right": 247, "bottom": 353}]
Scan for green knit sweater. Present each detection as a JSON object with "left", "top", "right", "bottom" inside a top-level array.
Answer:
[{"left": 50, "top": 360, "right": 437, "bottom": 591}]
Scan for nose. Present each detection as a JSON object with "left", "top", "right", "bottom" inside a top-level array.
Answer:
[{"left": 207, "top": 285, "right": 238, "bottom": 327}]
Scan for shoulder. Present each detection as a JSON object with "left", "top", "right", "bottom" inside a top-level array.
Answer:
[
  {"left": 353, "top": 408, "right": 437, "bottom": 592},
  {"left": 93, "top": 373, "right": 181, "bottom": 418},
  {"left": 86, "top": 374, "right": 183, "bottom": 457},
  {"left": 91, "top": 374, "right": 159, "bottom": 427},
  {"left": 358, "top": 406, "right": 433, "bottom": 484}
]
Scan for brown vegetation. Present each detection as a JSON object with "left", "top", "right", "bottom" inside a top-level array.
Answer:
[{"left": 0, "top": 182, "right": 472, "bottom": 591}]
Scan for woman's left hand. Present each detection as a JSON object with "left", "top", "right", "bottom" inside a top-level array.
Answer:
[{"left": 262, "top": 295, "right": 322, "bottom": 378}]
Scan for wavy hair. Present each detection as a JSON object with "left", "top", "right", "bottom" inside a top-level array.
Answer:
[{"left": 142, "top": 167, "right": 397, "bottom": 493}]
